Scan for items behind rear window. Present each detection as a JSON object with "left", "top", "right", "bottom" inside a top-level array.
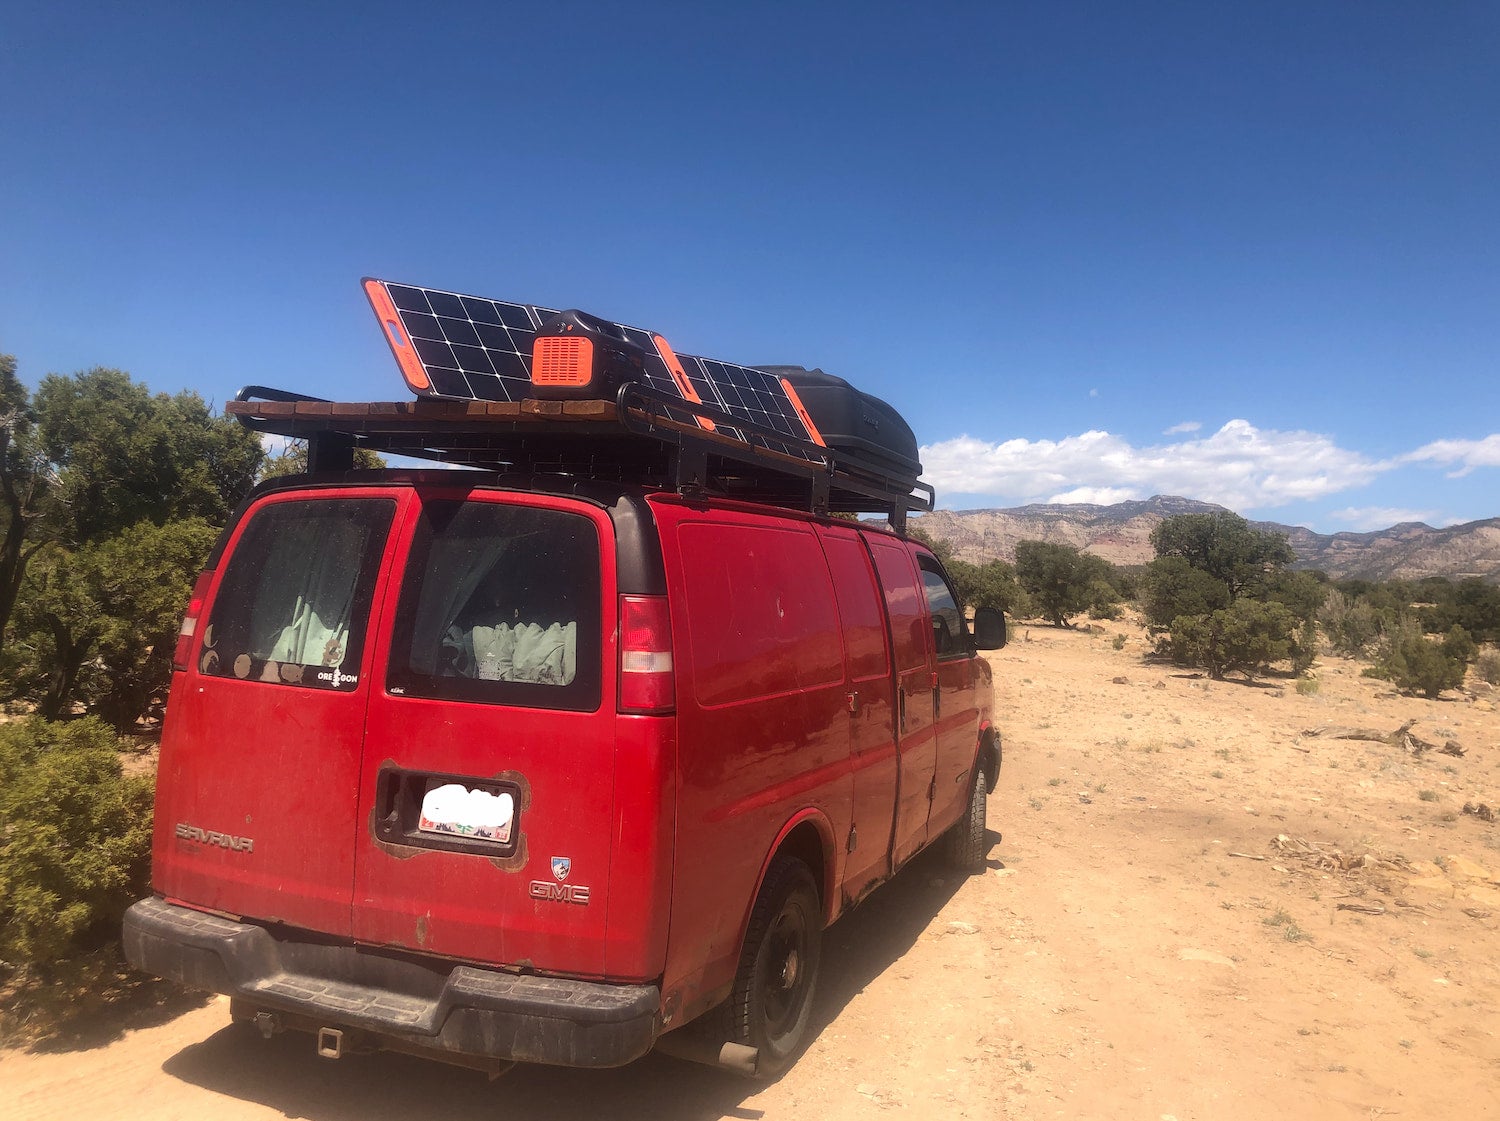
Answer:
[
  {"left": 387, "top": 500, "right": 602, "bottom": 711},
  {"left": 200, "top": 499, "right": 395, "bottom": 690},
  {"left": 441, "top": 620, "right": 578, "bottom": 685}
]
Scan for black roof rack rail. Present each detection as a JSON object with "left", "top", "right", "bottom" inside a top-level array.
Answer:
[{"left": 230, "top": 382, "right": 935, "bottom": 532}]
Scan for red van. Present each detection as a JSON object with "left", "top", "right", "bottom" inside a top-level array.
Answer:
[{"left": 124, "top": 283, "right": 1006, "bottom": 1077}]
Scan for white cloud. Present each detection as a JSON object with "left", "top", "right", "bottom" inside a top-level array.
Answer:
[
  {"left": 1401, "top": 434, "right": 1500, "bottom": 478},
  {"left": 1163, "top": 421, "right": 1201, "bottom": 435},
  {"left": 921, "top": 419, "right": 1386, "bottom": 511},
  {"left": 1088, "top": 388, "right": 1099, "bottom": 398},
  {"left": 1049, "top": 486, "right": 1141, "bottom": 505},
  {"left": 1328, "top": 506, "right": 1446, "bottom": 532}
]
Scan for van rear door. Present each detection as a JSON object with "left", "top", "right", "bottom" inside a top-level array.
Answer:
[
  {"left": 350, "top": 491, "right": 620, "bottom": 977},
  {"left": 151, "top": 491, "right": 400, "bottom": 936}
]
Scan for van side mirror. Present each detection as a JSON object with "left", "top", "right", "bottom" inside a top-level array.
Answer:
[{"left": 972, "top": 607, "right": 1007, "bottom": 650}]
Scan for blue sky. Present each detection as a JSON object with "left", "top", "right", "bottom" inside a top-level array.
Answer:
[{"left": 2, "top": 2, "right": 1496, "bottom": 533}]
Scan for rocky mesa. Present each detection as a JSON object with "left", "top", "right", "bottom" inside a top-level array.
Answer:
[{"left": 911, "top": 495, "right": 1500, "bottom": 582}]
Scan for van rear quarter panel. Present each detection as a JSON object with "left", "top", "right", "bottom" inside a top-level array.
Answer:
[{"left": 651, "top": 499, "right": 854, "bottom": 1008}]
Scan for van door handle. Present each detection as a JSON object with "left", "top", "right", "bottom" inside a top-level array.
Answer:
[
  {"left": 847, "top": 690, "right": 860, "bottom": 715},
  {"left": 898, "top": 688, "right": 906, "bottom": 732}
]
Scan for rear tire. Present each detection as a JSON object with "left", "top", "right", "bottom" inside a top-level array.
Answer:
[
  {"left": 944, "top": 767, "right": 988, "bottom": 873},
  {"left": 727, "top": 857, "right": 822, "bottom": 1078}
]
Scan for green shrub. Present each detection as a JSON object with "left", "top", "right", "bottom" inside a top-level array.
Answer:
[
  {"left": 1441, "top": 624, "right": 1477, "bottom": 667},
  {"left": 1295, "top": 675, "right": 1320, "bottom": 696},
  {"left": 1166, "top": 599, "right": 1296, "bottom": 680},
  {"left": 1477, "top": 649, "right": 1500, "bottom": 686},
  {"left": 1373, "top": 625, "right": 1469, "bottom": 699},
  {"left": 0, "top": 718, "right": 153, "bottom": 966},
  {"left": 1319, "top": 591, "right": 1388, "bottom": 657},
  {"left": 1291, "top": 616, "right": 1318, "bottom": 675}
]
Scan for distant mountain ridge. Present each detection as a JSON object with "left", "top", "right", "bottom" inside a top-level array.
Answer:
[{"left": 911, "top": 496, "right": 1500, "bottom": 582}]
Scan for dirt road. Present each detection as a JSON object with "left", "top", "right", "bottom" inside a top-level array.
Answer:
[{"left": 4, "top": 624, "right": 1498, "bottom": 1119}]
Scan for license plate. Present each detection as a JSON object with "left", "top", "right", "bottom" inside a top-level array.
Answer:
[{"left": 418, "top": 780, "right": 514, "bottom": 844}]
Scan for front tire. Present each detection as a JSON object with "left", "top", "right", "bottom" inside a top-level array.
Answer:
[
  {"left": 944, "top": 767, "right": 988, "bottom": 873},
  {"left": 727, "top": 857, "right": 822, "bottom": 1078}
]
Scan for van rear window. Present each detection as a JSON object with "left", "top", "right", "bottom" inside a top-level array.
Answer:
[
  {"left": 386, "top": 501, "right": 601, "bottom": 712},
  {"left": 199, "top": 499, "right": 395, "bottom": 690}
]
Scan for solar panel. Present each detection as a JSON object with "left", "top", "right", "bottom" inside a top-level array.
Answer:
[{"left": 363, "top": 278, "right": 822, "bottom": 459}]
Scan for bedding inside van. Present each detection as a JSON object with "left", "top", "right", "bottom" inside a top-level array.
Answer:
[{"left": 387, "top": 500, "right": 601, "bottom": 711}]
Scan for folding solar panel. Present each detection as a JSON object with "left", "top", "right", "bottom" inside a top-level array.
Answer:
[{"left": 363, "top": 278, "right": 825, "bottom": 460}]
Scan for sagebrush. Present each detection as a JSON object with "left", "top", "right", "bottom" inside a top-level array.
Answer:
[{"left": 0, "top": 718, "right": 153, "bottom": 967}]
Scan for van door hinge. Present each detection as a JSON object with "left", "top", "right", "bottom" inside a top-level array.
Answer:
[
  {"left": 847, "top": 824, "right": 858, "bottom": 852},
  {"left": 927, "top": 777, "right": 937, "bottom": 802}
]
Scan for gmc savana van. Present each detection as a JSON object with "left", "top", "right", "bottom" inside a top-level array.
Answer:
[{"left": 124, "top": 280, "right": 1006, "bottom": 1078}]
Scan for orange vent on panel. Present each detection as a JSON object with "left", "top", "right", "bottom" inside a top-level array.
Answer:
[{"left": 532, "top": 336, "right": 595, "bottom": 387}]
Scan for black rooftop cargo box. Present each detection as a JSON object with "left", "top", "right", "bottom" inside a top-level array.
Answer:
[{"left": 757, "top": 366, "right": 922, "bottom": 479}]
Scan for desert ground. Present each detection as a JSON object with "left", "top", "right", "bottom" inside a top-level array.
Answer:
[{"left": 3, "top": 621, "right": 1498, "bottom": 1120}]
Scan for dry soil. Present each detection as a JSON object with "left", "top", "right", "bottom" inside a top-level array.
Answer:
[{"left": 3, "top": 622, "right": 1498, "bottom": 1120}]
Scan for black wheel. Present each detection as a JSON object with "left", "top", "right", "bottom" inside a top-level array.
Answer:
[
  {"left": 944, "top": 766, "right": 988, "bottom": 873},
  {"left": 727, "top": 857, "right": 822, "bottom": 1078}
]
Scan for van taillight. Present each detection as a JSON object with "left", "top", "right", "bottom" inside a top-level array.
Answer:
[
  {"left": 619, "top": 595, "right": 673, "bottom": 714},
  {"left": 173, "top": 571, "right": 213, "bottom": 671}
]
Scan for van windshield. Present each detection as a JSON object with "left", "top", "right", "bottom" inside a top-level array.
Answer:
[
  {"left": 199, "top": 498, "right": 396, "bottom": 690},
  {"left": 386, "top": 500, "right": 602, "bottom": 712}
]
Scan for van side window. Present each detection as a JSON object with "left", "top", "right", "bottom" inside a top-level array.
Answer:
[
  {"left": 199, "top": 499, "right": 395, "bottom": 690},
  {"left": 919, "top": 562, "right": 968, "bottom": 659},
  {"left": 386, "top": 501, "right": 601, "bottom": 712}
]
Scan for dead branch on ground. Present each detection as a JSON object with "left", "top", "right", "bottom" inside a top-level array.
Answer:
[{"left": 1297, "top": 719, "right": 1465, "bottom": 757}]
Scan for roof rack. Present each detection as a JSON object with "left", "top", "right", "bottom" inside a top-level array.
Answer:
[{"left": 229, "top": 381, "right": 936, "bottom": 532}]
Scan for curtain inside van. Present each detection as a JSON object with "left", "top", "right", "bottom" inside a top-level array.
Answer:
[
  {"left": 200, "top": 498, "right": 395, "bottom": 687},
  {"left": 386, "top": 500, "right": 600, "bottom": 710}
]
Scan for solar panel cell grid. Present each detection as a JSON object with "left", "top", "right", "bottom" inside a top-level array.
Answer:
[{"left": 365, "top": 279, "right": 820, "bottom": 458}]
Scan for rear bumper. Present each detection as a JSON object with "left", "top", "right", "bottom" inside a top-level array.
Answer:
[{"left": 123, "top": 897, "right": 660, "bottom": 1068}]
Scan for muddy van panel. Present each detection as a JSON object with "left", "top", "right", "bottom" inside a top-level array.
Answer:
[
  {"left": 916, "top": 551, "right": 985, "bottom": 834},
  {"left": 649, "top": 497, "right": 855, "bottom": 1015},
  {"left": 151, "top": 492, "right": 402, "bottom": 935},
  {"left": 351, "top": 490, "right": 625, "bottom": 974},
  {"left": 815, "top": 523, "right": 900, "bottom": 903},
  {"left": 865, "top": 536, "right": 941, "bottom": 869}
]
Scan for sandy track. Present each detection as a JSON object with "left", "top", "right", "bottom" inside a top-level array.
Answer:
[{"left": 4, "top": 623, "right": 1498, "bottom": 1119}]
